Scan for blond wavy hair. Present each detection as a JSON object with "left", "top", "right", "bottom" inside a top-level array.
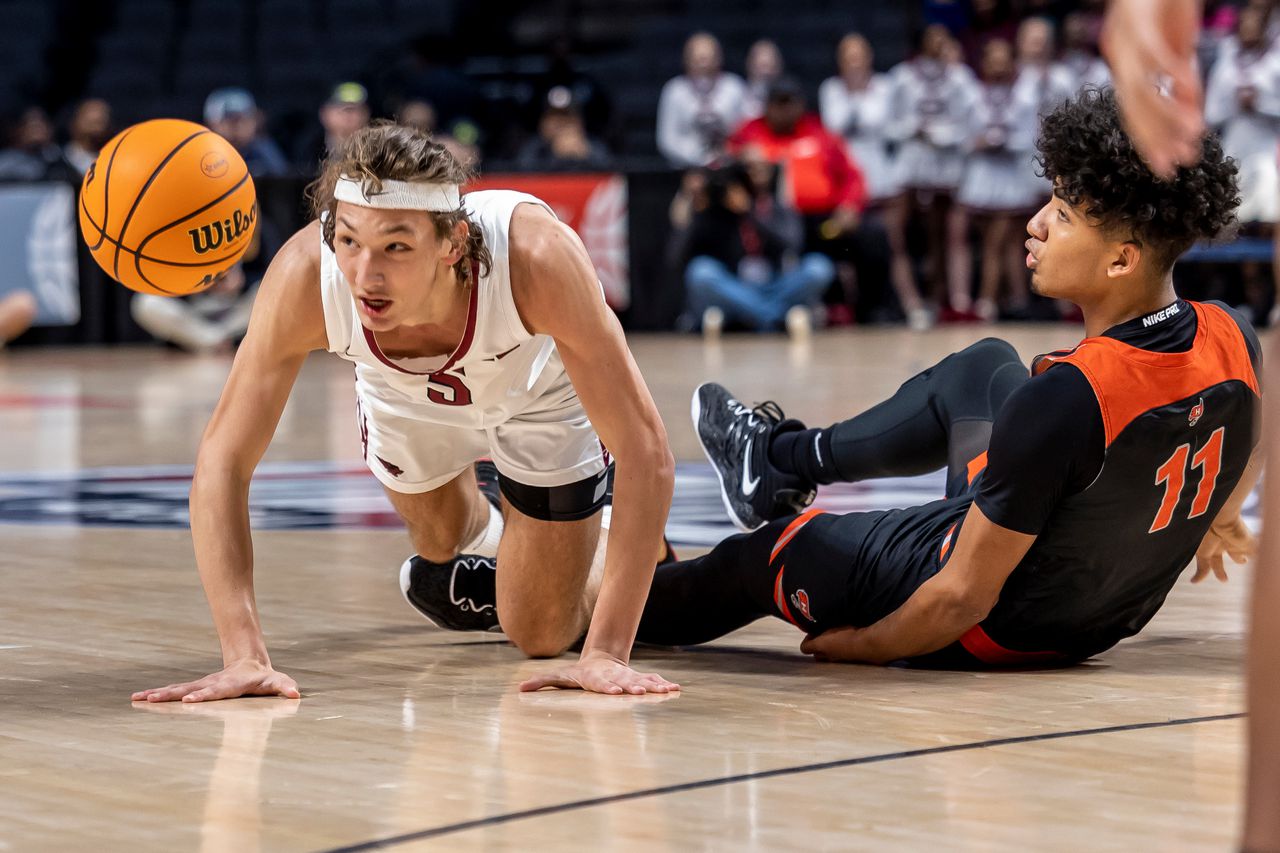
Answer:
[{"left": 307, "top": 121, "right": 490, "bottom": 285}]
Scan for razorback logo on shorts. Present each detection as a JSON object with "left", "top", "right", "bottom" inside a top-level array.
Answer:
[{"left": 377, "top": 456, "right": 404, "bottom": 478}]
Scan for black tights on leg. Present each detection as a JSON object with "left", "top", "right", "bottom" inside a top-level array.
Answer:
[{"left": 772, "top": 338, "right": 1028, "bottom": 496}]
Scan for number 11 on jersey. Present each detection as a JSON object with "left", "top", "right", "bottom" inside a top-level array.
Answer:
[{"left": 1150, "top": 426, "right": 1225, "bottom": 534}]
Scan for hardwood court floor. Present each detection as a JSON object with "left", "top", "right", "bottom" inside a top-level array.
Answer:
[{"left": 0, "top": 325, "right": 1256, "bottom": 851}]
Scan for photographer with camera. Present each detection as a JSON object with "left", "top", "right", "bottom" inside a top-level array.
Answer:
[{"left": 681, "top": 158, "right": 834, "bottom": 339}]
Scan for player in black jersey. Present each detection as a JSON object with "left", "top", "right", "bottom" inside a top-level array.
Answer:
[{"left": 637, "top": 88, "right": 1263, "bottom": 667}]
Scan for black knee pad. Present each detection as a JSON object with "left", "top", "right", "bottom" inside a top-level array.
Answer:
[{"left": 498, "top": 465, "right": 612, "bottom": 522}]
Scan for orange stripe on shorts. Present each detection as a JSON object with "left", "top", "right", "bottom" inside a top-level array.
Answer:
[{"left": 769, "top": 508, "right": 826, "bottom": 564}]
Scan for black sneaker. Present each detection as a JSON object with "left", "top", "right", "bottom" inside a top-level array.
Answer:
[
  {"left": 399, "top": 554, "right": 501, "bottom": 632},
  {"left": 691, "top": 382, "right": 815, "bottom": 531}
]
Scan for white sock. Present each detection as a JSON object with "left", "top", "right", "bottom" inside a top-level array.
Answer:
[{"left": 462, "top": 499, "right": 503, "bottom": 558}]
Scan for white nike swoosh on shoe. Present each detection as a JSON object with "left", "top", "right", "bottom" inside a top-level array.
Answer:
[{"left": 742, "top": 437, "right": 760, "bottom": 496}]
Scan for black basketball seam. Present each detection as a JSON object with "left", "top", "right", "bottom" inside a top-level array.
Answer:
[
  {"left": 80, "top": 197, "right": 240, "bottom": 297},
  {"left": 111, "top": 129, "right": 210, "bottom": 280},
  {"left": 132, "top": 171, "right": 253, "bottom": 289},
  {"left": 79, "top": 193, "right": 251, "bottom": 265},
  {"left": 86, "top": 125, "right": 135, "bottom": 252}
]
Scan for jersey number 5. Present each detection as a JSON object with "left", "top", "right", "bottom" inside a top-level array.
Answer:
[
  {"left": 427, "top": 372, "right": 473, "bottom": 406},
  {"left": 1149, "top": 426, "right": 1225, "bottom": 533}
]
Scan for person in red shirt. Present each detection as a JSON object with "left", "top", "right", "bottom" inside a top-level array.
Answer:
[
  {"left": 729, "top": 77, "right": 867, "bottom": 224},
  {"left": 728, "top": 77, "right": 876, "bottom": 324}
]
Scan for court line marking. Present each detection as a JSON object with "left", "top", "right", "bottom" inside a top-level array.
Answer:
[{"left": 317, "top": 711, "right": 1243, "bottom": 852}]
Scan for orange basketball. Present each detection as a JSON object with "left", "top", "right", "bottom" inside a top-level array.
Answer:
[{"left": 78, "top": 118, "right": 257, "bottom": 296}]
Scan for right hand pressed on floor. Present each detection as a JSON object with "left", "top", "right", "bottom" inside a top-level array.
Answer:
[{"left": 131, "top": 658, "right": 300, "bottom": 703}]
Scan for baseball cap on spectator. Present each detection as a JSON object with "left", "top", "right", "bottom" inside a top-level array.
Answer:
[
  {"left": 327, "top": 82, "right": 369, "bottom": 107},
  {"left": 204, "top": 88, "right": 257, "bottom": 124},
  {"left": 765, "top": 76, "right": 805, "bottom": 103}
]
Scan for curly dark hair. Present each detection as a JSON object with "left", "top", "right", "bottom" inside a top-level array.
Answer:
[{"left": 1036, "top": 87, "right": 1240, "bottom": 272}]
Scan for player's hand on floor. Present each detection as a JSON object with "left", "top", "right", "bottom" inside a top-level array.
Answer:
[
  {"left": 1192, "top": 516, "right": 1255, "bottom": 584},
  {"left": 518, "top": 651, "right": 680, "bottom": 695},
  {"left": 800, "top": 626, "right": 863, "bottom": 662},
  {"left": 131, "top": 659, "right": 301, "bottom": 703}
]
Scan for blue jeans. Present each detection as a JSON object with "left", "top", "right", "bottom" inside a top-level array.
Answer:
[{"left": 684, "top": 254, "right": 835, "bottom": 331}]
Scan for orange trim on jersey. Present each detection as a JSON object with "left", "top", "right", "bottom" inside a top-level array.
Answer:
[
  {"left": 769, "top": 508, "right": 827, "bottom": 564},
  {"left": 966, "top": 451, "right": 989, "bottom": 485},
  {"left": 958, "top": 625, "right": 1064, "bottom": 665},
  {"left": 939, "top": 522, "right": 959, "bottom": 561},
  {"left": 1032, "top": 302, "right": 1259, "bottom": 447},
  {"left": 773, "top": 564, "right": 800, "bottom": 627}
]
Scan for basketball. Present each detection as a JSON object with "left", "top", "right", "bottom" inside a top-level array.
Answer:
[{"left": 77, "top": 118, "right": 257, "bottom": 296}]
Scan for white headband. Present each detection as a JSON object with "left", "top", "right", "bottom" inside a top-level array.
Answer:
[{"left": 334, "top": 175, "right": 461, "bottom": 211}]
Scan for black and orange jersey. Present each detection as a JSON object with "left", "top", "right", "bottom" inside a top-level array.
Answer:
[{"left": 963, "top": 300, "right": 1261, "bottom": 663}]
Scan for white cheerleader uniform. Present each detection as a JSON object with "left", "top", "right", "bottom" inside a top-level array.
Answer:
[
  {"left": 818, "top": 73, "right": 901, "bottom": 203},
  {"left": 886, "top": 58, "right": 980, "bottom": 192},
  {"left": 956, "top": 80, "right": 1042, "bottom": 213},
  {"left": 1205, "top": 38, "right": 1280, "bottom": 223}
]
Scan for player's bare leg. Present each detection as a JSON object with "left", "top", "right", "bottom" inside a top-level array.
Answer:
[
  {"left": 496, "top": 511, "right": 601, "bottom": 657},
  {"left": 383, "top": 468, "right": 490, "bottom": 563}
]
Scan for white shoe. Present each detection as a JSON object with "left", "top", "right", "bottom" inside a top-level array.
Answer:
[
  {"left": 702, "top": 306, "right": 724, "bottom": 339},
  {"left": 785, "top": 305, "right": 813, "bottom": 341},
  {"left": 907, "top": 306, "right": 935, "bottom": 332}
]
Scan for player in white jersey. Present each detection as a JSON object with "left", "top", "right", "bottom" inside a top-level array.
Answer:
[{"left": 132, "top": 122, "right": 678, "bottom": 702}]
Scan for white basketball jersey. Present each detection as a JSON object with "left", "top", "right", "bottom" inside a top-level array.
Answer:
[{"left": 319, "top": 189, "right": 575, "bottom": 429}]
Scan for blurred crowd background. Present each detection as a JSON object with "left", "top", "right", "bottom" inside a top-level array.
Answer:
[{"left": 0, "top": 0, "right": 1277, "bottom": 349}]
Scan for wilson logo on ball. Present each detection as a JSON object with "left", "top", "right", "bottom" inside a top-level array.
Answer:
[
  {"left": 188, "top": 205, "right": 257, "bottom": 254},
  {"left": 200, "top": 152, "right": 229, "bottom": 178}
]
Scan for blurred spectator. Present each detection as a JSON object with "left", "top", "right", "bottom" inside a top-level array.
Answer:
[
  {"left": 131, "top": 219, "right": 279, "bottom": 353},
  {"left": 396, "top": 99, "right": 482, "bottom": 170},
  {"left": 294, "top": 82, "right": 371, "bottom": 174},
  {"left": 742, "top": 39, "right": 785, "bottom": 120},
  {"left": 397, "top": 99, "right": 437, "bottom": 134},
  {"left": 959, "top": 0, "right": 1018, "bottom": 66},
  {"left": 1206, "top": 5, "right": 1280, "bottom": 225},
  {"left": 951, "top": 39, "right": 1039, "bottom": 322},
  {"left": 1013, "top": 18, "right": 1075, "bottom": 118},
  {"left": 204, "top": 88, "right": 290, "bottom": 178},
  {"left": 1059, "top": 12, "right": 1111, "bottom": 91},
  {"left": 0, "top": 107, "right": 69, "bottom": 181},
  {"left": 517, "top": 87, "right": 612, "bottom": 170},
  {"left": 886, "top": 25, "right": 980, "bottom": 329},
  {"left": 379, "top": 34, "right": 482, "bottom": 132},
  {"left": 730, "top": 78, "right": 872, "bottom": 323},
  {"left": 682, "top": 161, "right": 834, "bottom": 338},
  {"left": 534, "top": 36, "right": 613, "bottom": 138},
  {"left": 819, "top": 34, "right": 898, "bottom": 206},
  {"left": 62, "top": 98, "right": 112, "bottom": 176},
  {"left": 729, "top": 78, "right": 866, "bottom": 228},
  {"left": 656, "top": 32, "right": 747, "bottom": 167},
  {"left": 1013, "top": 18, "right": 1074, "bottom": 205},
  {"left": 0, "top": 290, "right": 36, "bottom": 347},
  {"left": 1206, "top": 5, "right": 1280, "bottom": 322}
]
